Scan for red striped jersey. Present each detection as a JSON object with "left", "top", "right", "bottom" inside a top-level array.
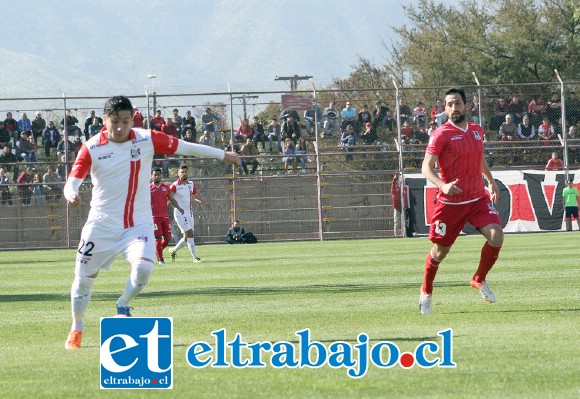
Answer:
[
  {"left": 69, "top": 128, "right": 179, "bottom": 229},
  {"left": 150, "top": 182, "right": 172, "bottom": 218},
  {"left": 426, "top": 121, "right": 487, "bottom": 203}
]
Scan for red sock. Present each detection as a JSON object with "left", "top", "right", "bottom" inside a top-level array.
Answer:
[
  {"left": 161, "top": 238, "right": 168, "bottom": 250},
  {"left": 155, "top": 239, "right": 163, "bottom": 260},
  {"left": 422, "top": 252, "right": 441, "bottom": 295},
  {"left": 472, "top": 242, "right": 501, "bottom": 283}
]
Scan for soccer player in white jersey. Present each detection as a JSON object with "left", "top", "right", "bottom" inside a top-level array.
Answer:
[
  {"left": 63, "top": 96, "right": 239, "bottom": 349},
  {"left": 168, "top": 164, "right": 210, "bottom": 263}
]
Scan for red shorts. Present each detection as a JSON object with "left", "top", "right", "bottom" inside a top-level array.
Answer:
[
  {"left": 429, "top": 195, "right": 501, "bottom": 247},
  {"left": 153, "top": 216, "right": 172, "bottom": 238}
]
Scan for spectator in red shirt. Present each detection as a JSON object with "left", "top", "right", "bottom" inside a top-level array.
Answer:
[
  {"left": 161, "top": 118, "right": 178, "bottom": 137},
  {"left": 401, "top": 121, "right": 414, "bottom": 143},
  {"left": 528, "top": 95, "right": 547, "bottom": 127},
  {"left": 150, "top": 110, "right": 166, "bottom": 131},
  {"left": 430, "top": 100, "right": 444, "bottom": 122},
  {"left": 133, "top": 108, "right": 145, "bottom": 128},
  {"left": 236, "top": 118, "right": 253, "bottom": 142},
  {"left": 537, "top": 116, "right": 555, "bottom": 144},
  {"left": 545, "top": 152, "right": 564, "bottom": 171}
]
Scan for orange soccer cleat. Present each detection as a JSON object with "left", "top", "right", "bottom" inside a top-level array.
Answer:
[{"left": 64, "top": 330, "right": 83, "bottom": 350}]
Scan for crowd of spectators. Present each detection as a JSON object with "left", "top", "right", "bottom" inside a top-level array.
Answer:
[{"left": 0, "top": 90, "right": 578, "bottom": 203}]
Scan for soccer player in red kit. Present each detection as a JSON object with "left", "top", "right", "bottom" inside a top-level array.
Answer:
[
  {"left": 419, "top": 87, "right": 504, "bottom": 315},
  {"left": 150, "top": 167, "right": 183, "bottom": 264},
  {"left": 63, "top": 96, "right": 240, "bottom": 349}
]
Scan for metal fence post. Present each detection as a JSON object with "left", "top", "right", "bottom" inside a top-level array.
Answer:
[
  {"left": 310, "top": 80, "right": 324, "bottom": 241},
  {"left": 555, "top": 70, "right": 568, "bottom": 180},
  {"left": 390, "top": 76, "right": 405, "bottom": 237}
]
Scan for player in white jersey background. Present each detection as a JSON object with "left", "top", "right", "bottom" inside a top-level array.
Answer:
[
  {"left": 63, "top": 95, "right": 240, "bottom": 350},
  {"left": 169, "top": 164, "right": 211, "bottom": 263}
]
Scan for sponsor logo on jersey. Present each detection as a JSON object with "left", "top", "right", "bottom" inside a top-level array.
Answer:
[
  {"left": 131, "top": 148, "right": 141, "bottom": 159},
  {"left": 98, "top": 152, "right": 113, "bottom": 160}
]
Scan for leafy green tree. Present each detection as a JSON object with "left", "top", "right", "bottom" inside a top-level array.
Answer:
[
  {"left": 333, "top": 0, "right": 578, "bottom": 93},
  {"left": 394, "top": 0, "right": 579, "bottom": 85}
]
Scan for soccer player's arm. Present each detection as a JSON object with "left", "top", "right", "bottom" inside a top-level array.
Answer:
[
  {"left": 481, "top": 155, "right": 499, "bottom": 204},
  {"left": 167, "top": 190, "right": 184, "bottom": 214},
  {"left": 63, "top": 144, "right": 91, "bottom": 207},
  {"left": 192, "top": 184, "right": 211, "bottom": 209},
  {"left": 421, "top": 147, "right": 461, "bottom": 196},
  {"left": 151, "top": 130, "right": 239, "bottom": 165}
]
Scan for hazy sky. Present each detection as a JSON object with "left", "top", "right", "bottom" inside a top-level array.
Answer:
[{"left": 0, "top": 0, "right": 470, "bottom": 103}]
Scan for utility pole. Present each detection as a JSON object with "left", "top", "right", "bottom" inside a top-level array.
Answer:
[
  {"left": 232, "top": 94, "right": 258, "bottom": 121},
  {"left": 275, "top": 75, "right": 313, "bottom": 91},
  {"left": 148, "top": 74, "right": 157, "bottom": 113}
]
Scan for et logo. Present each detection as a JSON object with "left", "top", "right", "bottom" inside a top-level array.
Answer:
[{"left": 100, "top": 317, "right": 173, "bottom": 389}]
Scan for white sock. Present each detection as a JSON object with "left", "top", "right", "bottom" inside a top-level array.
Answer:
[
  {"left": 116, "top": 260, "right": 154, "bottom": 308},
  {"left": 71, "top": 275, "right": 96, "bottom": 332},
  {"left": 187, "top": 237, "right": 198, "bottom": 257},
  {"left": 173, "top": 237, "right": 187, "bottom": 253}
]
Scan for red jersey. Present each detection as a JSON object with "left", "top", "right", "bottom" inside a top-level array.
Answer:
[
  {"left": 545, "top": 158, "right": 564, "bottom": 171},
  {"left": 133, "top": 112, "right": 144, "bottom": 127},
  {"left": 161, "top": 123, "right": 178, "bottom": 137},
  {"left": 150, "top": 182, "right": 172, "bottom": 218},
  {"left": 426, "top": 121, "right": 486, "bottom": 203}
]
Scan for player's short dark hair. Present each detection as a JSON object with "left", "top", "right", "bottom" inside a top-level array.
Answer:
[
  {"left": 179, "top": 164, "right": 188, "bottom": 170},
  {"left": 103, "top": 96, "right": 133, "bottom": 117},
  {"left": 152, "top": 167, "right": 162, "bottom": 174},
  {"left": 445, "top": 87, "right": 467, "bottom": 104}
]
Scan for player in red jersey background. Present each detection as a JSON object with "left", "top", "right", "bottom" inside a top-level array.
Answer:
[
  {"left": 419, "top": 87, "right": 504, "bottom": 315},
  {"left": 150, "top": 167, "right": 183, "bottom": 264}
]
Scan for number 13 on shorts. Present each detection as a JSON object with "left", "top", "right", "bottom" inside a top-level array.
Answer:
[{"left": 434, "top": 220, "right": 447, "bottom": 236}]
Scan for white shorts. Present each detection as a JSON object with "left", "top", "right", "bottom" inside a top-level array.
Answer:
[
  {"left": 174, "top": 209, "right": 194, "bottom": 234},
  {"left": 75, "top": 221, "right": 156, "bottom": 277}
]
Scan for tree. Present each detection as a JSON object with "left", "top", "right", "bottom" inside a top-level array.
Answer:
[
  {"left": 391, "top": 0, "right": 579, "bottom": 85},
  {"left": 333, "top": 0, "right": 579, "bottom": 91}
]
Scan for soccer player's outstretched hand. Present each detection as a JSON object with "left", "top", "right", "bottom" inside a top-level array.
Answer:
[
  {"left": 224, "top": 151, "right": 241, "bottom": 166},
  {"left": 67, "top": 194, "right": 83, "bottom": 207}
]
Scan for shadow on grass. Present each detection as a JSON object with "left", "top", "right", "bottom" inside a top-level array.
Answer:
[
  {"left": 0, "top": 293, "right": 69, "bottom": 302},
  {"left": 0, "top": 281, "right": 469, "bottom": 303},
  {"left": 135, "top": 281, "right": 468, "bottom": 299}
]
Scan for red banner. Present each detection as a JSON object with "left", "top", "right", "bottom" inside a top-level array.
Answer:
[
  {"left": 404, "top": 170, "right": 580, "bottom": 234},
  {"left": 281, "top": 95, "right": 313, "bottom": 111}
]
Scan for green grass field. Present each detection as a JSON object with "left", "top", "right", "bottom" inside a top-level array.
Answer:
[{"left": 0, "top": 233, "right": 578, "bottom": 399}]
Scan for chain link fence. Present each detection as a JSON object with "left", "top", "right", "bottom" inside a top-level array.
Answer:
[{"left": 0, "top": 81, "right": 578, "bottom": 249}]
